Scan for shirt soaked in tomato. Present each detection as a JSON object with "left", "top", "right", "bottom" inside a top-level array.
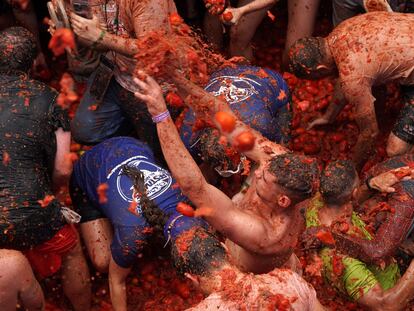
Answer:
[
  {"left": 188, "top": 269, "right": 318, "bottom": 311},
  {"left": 327, "top": 12, "right": 414, "bottom": 103},
  {"left": 71, "top": 136, "right": 207, "bottom": 268},
  {"left": 96, "top": 0, "right": 177, "bottom": 93},
  {"left": 0, "top": 71, "right": 70, "bottom": 249},
  {"left": 180, "top": 65, "right": 291, "bottom": 156}
]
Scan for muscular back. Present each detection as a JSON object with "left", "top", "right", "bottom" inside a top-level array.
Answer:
[{"left": 327, "top": 12, "right": 414, "bottom": 87}]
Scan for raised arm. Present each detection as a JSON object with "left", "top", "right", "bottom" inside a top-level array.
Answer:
[
  {"left": 133, "top": 75, "right": 287, "bottom": 254},
  {"left": 171, "top": 73, "right": 288, "bottom": 163}
]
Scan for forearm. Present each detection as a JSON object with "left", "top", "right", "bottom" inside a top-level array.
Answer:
[
  {"left": 99, "top": 33, "right": 139, "bottom": 57},
  {"left": 239, "top": 0, "right": 278, "bottom": 15},
  {"left": 157, "top": 117, "right": 208, "bottom": 196},
  {"left": 323, "top": 81, "right": 347, "bottom": 123}
]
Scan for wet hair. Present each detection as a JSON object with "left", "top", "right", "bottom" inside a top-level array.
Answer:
[
  {"left": 122, "top": 165, "right": 169, "bottom": 241},
  {"left": 198, "top": 128, "right": 239, "bottom": 171},
  {"left": 0, "top": 27, "right": 37, "bottom": 72},
  {"left": 287, "top": 37, "right": 325, "bottom": 79},
  {"left": 320, "top": 160, "right": 357, "bottom": 204},
  {"left": 171, "top": 227, "right": 226, "bottom": 276},
  {"left": 268, "top": 153, "right": 319, "bottom": 200}
]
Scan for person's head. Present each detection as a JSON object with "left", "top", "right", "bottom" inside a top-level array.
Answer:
[
  {"left": 198, "top": 128, "right": 243, "bottom": 177},
  {"left": 320, "top": 160, "right": 359, "bottom": 206},
  {"left": 171, "top": 227, "right": 229, "bottom": 294},
  {"left": 287, "top": 37, "right": 336, "bottom": 79},
  {"left": 0, "top": 27, "right": 37, "bottom": 72},
  {"left": 255, "top": 153, "right": 319, "bottom": 209}
]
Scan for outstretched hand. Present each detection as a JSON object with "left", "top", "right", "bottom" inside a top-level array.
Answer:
[
  {"left": 368, "top": 166, "right": 413, "bottom": 193},
  {"left": 133, "top": 72, "right": 167, "bottom": 117}
]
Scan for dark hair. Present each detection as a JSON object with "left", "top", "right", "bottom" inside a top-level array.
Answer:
[
  {"left": 269, "top": 153, "right": 319, "bottom": 199},
  {"left": 320, "top": 160, "right": 357, "bottom": 204},
  {"left": 122, "top": 165, "right": 169, "bottom": 241},
  {"left": 198, "top": 128, "right": 239, "bottom": 171},
  {"left": 171, "top": 227, "right": 226, "bottom": 276},
  {"left": 287, "top": 37, "right": 325, "bottom": 79},
  {"left": 0, "top": 27, "right": 37, "bottom": 72}
]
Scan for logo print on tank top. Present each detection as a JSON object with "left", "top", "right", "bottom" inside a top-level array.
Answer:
[
  {"left": 107, "top": 156, "right": 172, "bottom": 205},
  {"left": 205, "top": 75, "right": 261, "bottom": 104}
]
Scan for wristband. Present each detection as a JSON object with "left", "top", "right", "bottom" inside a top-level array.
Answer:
[
  {"left": 91, "top": 30, "right": 106, "bottom": 49},
  {"left": 152, "top": 110, "right": 170, "bottom": 123}
]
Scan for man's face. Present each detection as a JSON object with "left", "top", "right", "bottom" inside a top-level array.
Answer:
[{"left": 254, "top": 164, "right": 284, "bottom": 206}]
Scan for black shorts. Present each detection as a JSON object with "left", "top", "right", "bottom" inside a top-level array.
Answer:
[
  {"left": 392, "top": 85, "right": 414, "bottom": 144},
  {"left": 69, "top": 176, "right": 106, "bottom": 223}
]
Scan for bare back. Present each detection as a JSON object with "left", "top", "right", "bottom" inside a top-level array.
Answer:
[{"left": 327, "top": 12, "right": 414, "bottom": 87}]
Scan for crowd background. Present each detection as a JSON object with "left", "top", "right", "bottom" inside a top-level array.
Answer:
[{"left": 1, "top": 0, "right": 411, "bottom": 310}]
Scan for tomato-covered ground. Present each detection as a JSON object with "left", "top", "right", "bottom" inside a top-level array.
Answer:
[{"left": 34, "top": 2, "right": 413, "bottom": 310}]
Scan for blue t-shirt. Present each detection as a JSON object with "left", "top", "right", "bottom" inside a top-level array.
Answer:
[
  {"left": 180, "top": 65, "right": 291, "bottom": 155},
  {"left": 72, "top": 137, "right": 205, "bottom": 267}
]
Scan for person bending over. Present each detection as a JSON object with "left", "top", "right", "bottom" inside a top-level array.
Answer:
[
  {"left": 303, "top": 160, "right": 414, "bottom": 310},
  {"left": 0, "top": 27, "right": 90, "bottom": 311},
  {"left": 287, "top": 12, "right": 414, "bottom": 168},
  {"left": 70, "top": 136, "right": 208, "bottom": 311},
  {"left": 133, "top": 74, "right": 319, "bottom": 274},
  {"left": 180, "top": 64, "right": 291, "bottom": 181}
]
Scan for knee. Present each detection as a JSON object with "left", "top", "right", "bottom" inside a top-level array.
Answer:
[{"left": 92, "top": 253, "right": 110, "bottom": 273}]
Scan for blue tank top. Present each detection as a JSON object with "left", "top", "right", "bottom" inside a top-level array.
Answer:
[{"left": 179, "top": 65, "right": 290, "bottom": 154}]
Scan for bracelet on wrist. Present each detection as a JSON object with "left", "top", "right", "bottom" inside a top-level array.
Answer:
[
  {"left": 152, "top": 110, "right": 170, "bottom": 123},
  {"left": 91, "top": 30, "right": 106, "bottom": 49}
]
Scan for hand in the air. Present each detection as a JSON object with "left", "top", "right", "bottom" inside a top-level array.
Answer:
[{"left": 133, "top": 72, "right": 167, "bottom": 117}]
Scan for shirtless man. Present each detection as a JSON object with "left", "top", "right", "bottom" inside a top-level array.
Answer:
[
  {"left": 287, "top": 12, "right": 414, "bottom": 168},
  {"left": 133, "top": 74, "right": 319, "bottom": 274},
  {"left": 168, "top": 227, "right": 326, "bottom": 311},
  {"left": 69, "top": 0, "right": 177, "bottom": 156},
  {"left": 303, "top": 160, "right": 414, "bottom": 310}
]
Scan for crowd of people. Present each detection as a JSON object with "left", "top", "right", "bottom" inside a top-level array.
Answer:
[{"left": 0, "top": 0, "right": 414, "bottom": 310}]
